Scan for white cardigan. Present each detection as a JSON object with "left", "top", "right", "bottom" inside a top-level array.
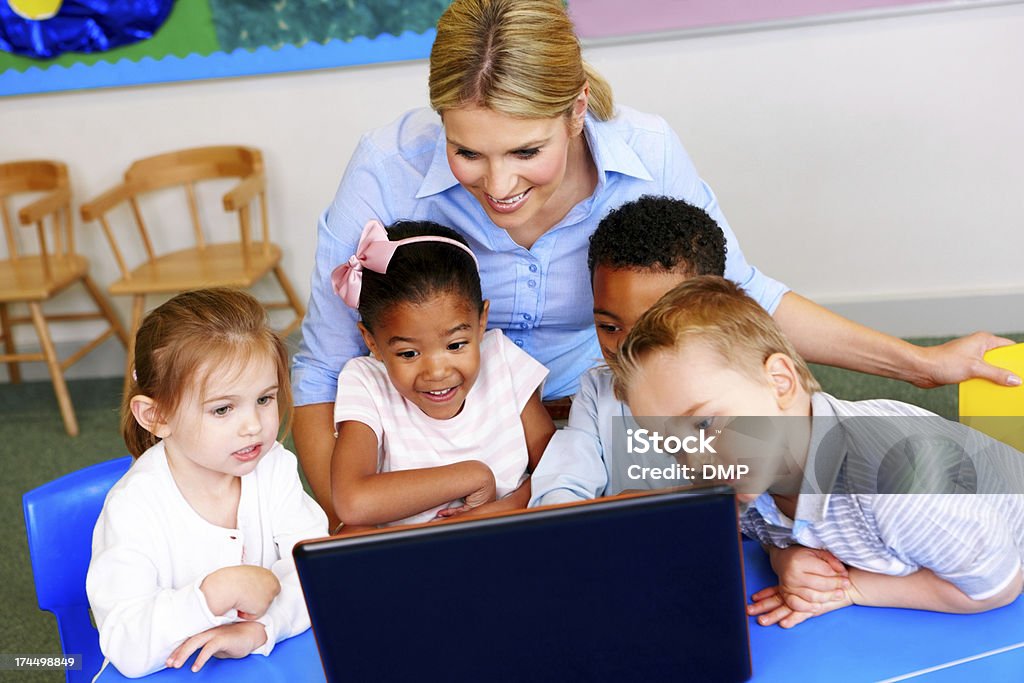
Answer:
[{"left": 86, "top": 441, "right": 327, "bottom": 677}]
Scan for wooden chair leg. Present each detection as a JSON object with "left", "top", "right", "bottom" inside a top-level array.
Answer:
[
  {"left": 123, "top": 294, "right": 146, "bottom": 398},
  {"left": 27, "top": 302, "right": 78, "bottom": 437},
  {"left": 0, "top": 302, "right": 21, "bottom": 384},
  {"left": 272, "top": 265, "right": 306, "bottom": 338},
  {"left": 82, "top": 275, "right": 129, "bottom": 347}
]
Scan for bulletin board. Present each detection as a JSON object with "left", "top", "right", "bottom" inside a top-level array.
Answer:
[{"left": 0, "top": 0, "right": 449, "bottom": 97}]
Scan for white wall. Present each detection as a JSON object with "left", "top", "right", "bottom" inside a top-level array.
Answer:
[
  {"left": 2, "top": 2, "right": 1022, "bottom": 379},
  {"left": 590, "top": 2, "right": 1024, "bottom": 333}
]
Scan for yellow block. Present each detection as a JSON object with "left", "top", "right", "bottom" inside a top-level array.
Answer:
[
  {"left": 959, "top": 343, "right": 1024, "bottom": 450},
  {"left": 7, "top": 0, "right": 63, "bottom": 20}
]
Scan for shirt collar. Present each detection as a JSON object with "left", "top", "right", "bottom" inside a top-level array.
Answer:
[
  {"left": 416, "top": 123, "right": 460, "bottom": 199},
  {"left": 792, "top": 392, "right": 850, "bottom": 523},
  {"left": 414, "top": 110, "right": 655, "bottom": 200},
  {"left": 583, "top": 113, "right": 654, "bottom": 184}
]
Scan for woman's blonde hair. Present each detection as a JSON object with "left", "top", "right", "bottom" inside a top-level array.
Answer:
[
  {"left": 609, "top": 276, "right": 821, "bottom": 401},
  {"left": 429, "top": 0, "right": 614, "bottom": 121},
  {"left": 120, "top": 287, "right": 292, "bottom": 458}
]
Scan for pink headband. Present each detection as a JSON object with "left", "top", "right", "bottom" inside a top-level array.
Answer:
[{"left": 331, "top": 219, "right": 480, "bottom": 308}]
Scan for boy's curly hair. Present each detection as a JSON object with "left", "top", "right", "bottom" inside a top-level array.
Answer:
[{"left": 588, "top": 195, "right": 727, "bottom": 277}]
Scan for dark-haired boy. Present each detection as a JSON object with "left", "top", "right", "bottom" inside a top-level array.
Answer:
[{"left": 530, "top": 195, "right": 727, "bottom": 505}]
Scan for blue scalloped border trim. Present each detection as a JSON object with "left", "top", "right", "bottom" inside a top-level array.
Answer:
[{"left": 0, "top": 29, "right": 436, "bottom": 97}]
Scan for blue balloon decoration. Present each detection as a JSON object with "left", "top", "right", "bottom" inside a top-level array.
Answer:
[{"left": 1, "top": 0, "right": 174, "bottom": 59}]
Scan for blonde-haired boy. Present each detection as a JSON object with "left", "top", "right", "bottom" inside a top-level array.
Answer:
[{"left": 610, "top": 275, "right": 1024, "bottom": 626}]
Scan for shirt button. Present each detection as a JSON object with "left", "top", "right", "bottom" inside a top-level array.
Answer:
[
  {"left": 514, "top": 339, "right": 524, "bottom": 347},
  {"left": 523, "top": 313, "right": 532, "bottom": 321},
  {"left": 529, "top": 264, "right": 538, "bottom": 273},
  {"left": 528, "top": 279, "right": 537, "bottom": 288},
  {"left": 519, "top": 322, "right": 528, "bottom": 329}
]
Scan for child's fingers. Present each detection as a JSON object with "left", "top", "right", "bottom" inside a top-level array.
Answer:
[
  {"left": 750, "top": 585, "right": 782, "bottom": 603},
  {"left": 778, "top": 610, "right": 815, "bottom": 629},
  {"left": 794, "top": 571, "right": 846, "bottom": 593},
  {"left": 786, "top": 578, "right": 850, "bottom": 605},
  {"left": 191, "top": 638, "right": 221, "bottom": 673},
  {"left": 753, "top": 603, "right": 793, "bottom": 627},
  {"left": 804, "top": 557, "right": 844, "bottom": 577},
  {"left": 783, "top": 592, "right": 841, "bottom": 613},
  {"left": 166, "top": 634, "right": 205, "bottom": 669},
  {"left": 816, "top": 551, "right": 849, "bottom": 576},
  {"left": 166, "top": 642, "right": 187, "bottom": 669},
  {"left": 747, "top": 593, "right": 784, "bottom": 616},
  {"left": 794, "top": 554, "right": 846, "bottom": 579}
]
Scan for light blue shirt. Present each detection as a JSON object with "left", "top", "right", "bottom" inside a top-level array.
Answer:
[
  {"left": 529, "top": 365, "right": 682, "bottom": 506},
  {"left": 292, "top": 106, "right": 788, "bottom": 405}
]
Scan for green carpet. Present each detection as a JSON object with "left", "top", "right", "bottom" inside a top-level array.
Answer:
[{"left": 2, "top": 332, "right": 1021, "bottom": 681}]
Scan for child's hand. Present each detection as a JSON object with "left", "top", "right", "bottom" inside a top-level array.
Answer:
[
  {"left": 461, "top": 461, "right": 496, "bottom": 509},
  {"left": 768, "top": 545, "right": 849, "bottom": 613},
  {"left": 748, "top": 584, "right": 852, "bottom": 628},
  {"left": 436, "top": 476, "right": 531, "bottom": 520},
  {"left": 201, "top": 566, "right": 281, "bottom": 619},
  {"left": 431, "top": 462, "right": 497, "bottom": 520},
  {"left": 166, "top": 621, "right": 267, "bottom": 672},
  {"left": 434, "top": 504, "right": 469, "bottom": 519}
]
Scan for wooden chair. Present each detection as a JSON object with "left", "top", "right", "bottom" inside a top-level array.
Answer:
[
  {"left": 79, "top": 146, "right": 305, "bottom": 380},
  {"left": 0, "top": 160, "right": 128, "bottom": 436}
]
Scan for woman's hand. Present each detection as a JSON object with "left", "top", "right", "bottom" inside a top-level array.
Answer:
[
  {"left": 913, "top": 332, "right": 1020, "bottom": 389},
  {"left": 166, "top": 621, "right": 268, "bottom": 672},
  {"left": 774, "top": 293, "right": 1021, "bottom": 388}
]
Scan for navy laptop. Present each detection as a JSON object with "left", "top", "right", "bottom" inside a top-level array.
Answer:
[{"left": 294, "top": 487, "right": 751, "bottom": 682}]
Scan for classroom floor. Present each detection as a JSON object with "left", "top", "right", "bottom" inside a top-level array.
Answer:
[{"left": 3, "top": 332, "right": 1020, "bottom": 682}]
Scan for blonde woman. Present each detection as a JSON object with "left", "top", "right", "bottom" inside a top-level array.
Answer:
[{"left": 292, "top": 0, "right": 1017, "bottom": 527}]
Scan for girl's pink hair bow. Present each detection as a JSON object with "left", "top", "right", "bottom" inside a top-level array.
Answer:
[{"left": 331, "top": 219, "right": 479, "bottom": 308}]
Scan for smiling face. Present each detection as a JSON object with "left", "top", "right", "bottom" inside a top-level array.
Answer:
[
  {"left": 442, "top": 104, "right": 585, "bottom": 236},
  {"left": 626, "top": 340, "right": 809, "bottom": 501},
  {"left": 156, "top": 352, "right": 281, "bottom": 483},
  {"left": 360, "top": 293, "right": 489, "bottom": 420},
  {"left": 593, "top": 266, "right": 689, "bottom": 363}
]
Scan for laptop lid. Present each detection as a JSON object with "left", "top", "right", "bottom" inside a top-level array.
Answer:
[{"left": 294, "top": 487, "right": 751, "bottom": 682}]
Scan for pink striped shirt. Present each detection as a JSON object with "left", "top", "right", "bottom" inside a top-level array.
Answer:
[{"left": 334, "top": 329, "right": 548, "bottom": 526}]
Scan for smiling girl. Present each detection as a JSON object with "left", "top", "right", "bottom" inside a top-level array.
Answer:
[
  {"left": 330, "top": 220, "right": 555, "bottom": 529},
  {"left": 86, "top": 289, "right": 327, "bottom": 678}
]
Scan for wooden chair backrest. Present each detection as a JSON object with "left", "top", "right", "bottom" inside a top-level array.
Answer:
[
  {"left": 120, "top": 146, "right": 265, "bottom": 265},
  {"left": 0, "top": 160, "right": 72, "bottom": 272},
  {"left": 124, "top": 145, "right": 262, "bottom": 192}
]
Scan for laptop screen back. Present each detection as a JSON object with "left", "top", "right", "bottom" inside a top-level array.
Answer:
[{"left": 294, "top": 488, "right": 751, "bottom": 682}]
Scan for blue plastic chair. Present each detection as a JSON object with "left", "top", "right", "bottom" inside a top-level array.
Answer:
[{"left": 23, "top": 456, "right": 132, "bottom": 683}]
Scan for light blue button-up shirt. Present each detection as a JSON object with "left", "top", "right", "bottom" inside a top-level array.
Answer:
[{"left": 292, "top": 106, "right": 788, "bottom": 405}]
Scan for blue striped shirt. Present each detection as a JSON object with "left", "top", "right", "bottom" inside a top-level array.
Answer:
[
  {"left": 742, "top": 392, "right": 1024, "bottom": 600},
  {"left": 292, "top": 106, "right": 788, "bottom": 404}
]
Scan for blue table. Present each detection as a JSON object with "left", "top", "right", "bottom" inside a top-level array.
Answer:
[
  {"left": 95, "top": 628, "right": 325, "bottom": 682},
  {"left": 744, "top": 541, "right": 1024, "bottom": 681},
  {"left": 97, "top": 542, "right": 1024, "bottom": 682}
]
